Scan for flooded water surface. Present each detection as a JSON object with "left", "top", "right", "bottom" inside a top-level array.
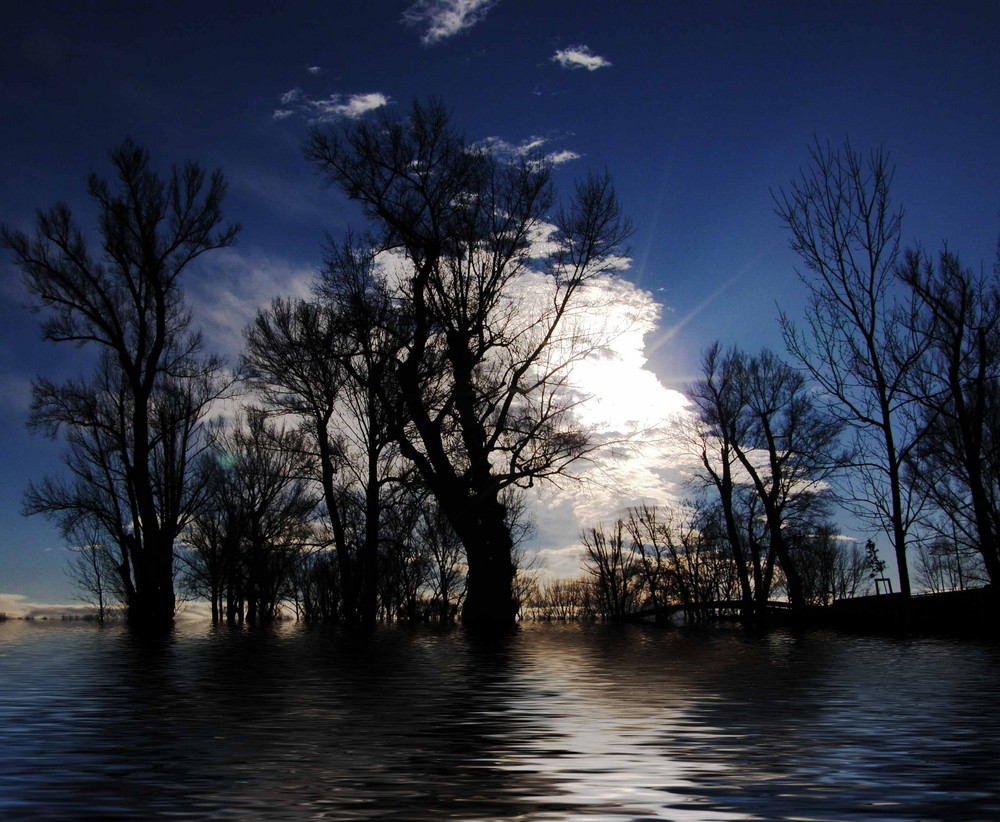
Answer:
[{"left": 1, "top": 620, "right": 998, "bottom": 820}]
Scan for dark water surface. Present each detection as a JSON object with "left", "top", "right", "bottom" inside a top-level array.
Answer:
[{"left": 1, "top": 620, "right": 998, "bottom": 820}]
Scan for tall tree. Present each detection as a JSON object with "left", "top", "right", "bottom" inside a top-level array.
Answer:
[
  {"left": 4, "top": 140, "right": 238, "bottom": 629},
  {"left": 687, "top": 345, "right": 756, "bottom": 616},
  {"left": 898, "top": 247, "right": 1000, "bottom": 584},
  {"left": 775, "top": 139, "right": 924, "bottom": 596},
  {"left": 242, "top": 296, "right": 361, "bottom": 619},
  {"left": 316, "top": 240, "right": 407, "bottom": 624},
  {"left": 305, "top": 99, "right": 632, "bottom": 627}
]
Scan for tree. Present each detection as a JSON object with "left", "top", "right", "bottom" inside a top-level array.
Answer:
[
  {"left": 687, "top": 345, "right": 756, "bottom": 616},
  {"left": 418, "top": 498, "right": 466, "bottom": 623},
  {"left": 775, "top": 139, "right": 924, "bottom": 596},
  {"left": 582, "top": 520, "right": 640, "bottom": 620},
  {"left": 65, "top": 525, "right": 126, "bottom": 623},
  {"left": 3, "top": 140, "right": 238, "bottom": 630},
  {"left": 186, "top": 410, "right": 320, "bottom": 625},
  {"left": 790, "top": 525, "right": 870, "bottom": 605},
  {"left": 305, "top": 99, "right": 632, "bottom": 627},
  {"left": 690, "top": 343, "right": 844, "bottom": 611},
  {"left": 624, "top": 502, "right": 741, "bottom": 621},
  {"left": 898, "top": 247, "right": 1000, "bottom": 584},
  {"left": 242, "top": 296, "right": 361, "bottom": 619},
  {"left": 316, "top": 240, "right": 410, "bottom": 624}
]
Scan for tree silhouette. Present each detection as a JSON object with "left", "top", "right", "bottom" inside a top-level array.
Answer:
[
  {"left": 690, "top": 344, "right": 844, "bottom": 611},
  {"left": 3, "top": 140, "right": 238, "bottom": 629},
  {"left": 305, "top": 99, "right": 632, "bottom": 627},
  {"left": 776, "top": 139, "right": 924, "bottom": 596},
  {"left": 898, "top": 247, "right": 1000, "bottom": 584}
]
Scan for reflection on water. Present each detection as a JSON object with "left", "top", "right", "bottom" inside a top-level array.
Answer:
[{"left": 1, "top": 620, "right": 998, "bottom": 820}]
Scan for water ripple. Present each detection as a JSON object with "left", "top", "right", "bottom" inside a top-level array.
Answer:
[{"left": 1, "top": 620, "right": 998, "bottom": 820}]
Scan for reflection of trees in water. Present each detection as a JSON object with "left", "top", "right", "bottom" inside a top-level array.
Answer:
[
  {"left": 5, "top": 623, "right": 1000, "bottom": 820},
  {"left": 9, "top": 624, "right": 566, "bottom": 819}
]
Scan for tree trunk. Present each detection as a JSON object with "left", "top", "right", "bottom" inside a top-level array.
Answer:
[
  {"left": 125, "top": 537, "right": 175, "bottom": 631},
  {"left": 450, "top": 496, "right": 517, "bottom": 628}
]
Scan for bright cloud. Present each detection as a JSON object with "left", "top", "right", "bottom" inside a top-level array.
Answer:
[
  {"left": 552, "top": 45, "right": 612, "bottom": 71},
  {"left": 507, "top": 274, "right": 695, "bottom": 578},
  {"left": 402, "top": 0, "right": 498, "bottom": 45},
  {"left": 473, "top": 135, "right": 581, "bottom": 167},
  {"left": 273, "top": 90, "right": 389, "bottom": 123},
  {"left": 306, "top": 65, "right": 322, "bottom": 75}
]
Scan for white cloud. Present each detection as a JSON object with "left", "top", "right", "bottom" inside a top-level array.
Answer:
[
  {"left": 273, "top": 90, "right": 389, "bottom": 123},
  {"left": 546, "top": 149, "right": 582, "bottom": 166},
  {"left": 306, "top": 65, "right": 322, "bottom": 75},
  {"left": 552, "top": 45, "right": 612, "bottom": 72},
  {"left": 402, "top": 0, "right": 498, "bottom": 45},
  {"left": 502, "top": 274, "right": 696, "bottom": 579},
  {"left": 473, "top": 135, "right": 581, "bottom": 167}
]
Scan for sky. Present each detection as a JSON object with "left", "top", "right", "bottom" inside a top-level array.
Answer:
[{"left": 1, "top": 1, "right": 998, "bottom": 614}]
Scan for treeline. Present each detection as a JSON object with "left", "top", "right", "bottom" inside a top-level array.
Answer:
[
  {"left": 5, "top": 107, "right": 997, "bottom": 630},
  {"left": 3, "top": 100, "right": 630, "bottom": 630},
  {"left": 539, "top": 503, "right": 871, "bottom": 623},
  {"left": 580, "top": 140, "right": 1000, "bottom": 621}
]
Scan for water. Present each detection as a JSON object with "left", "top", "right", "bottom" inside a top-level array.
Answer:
[{"left": 1, "top": 620, "right": 998, "bottom": 820}]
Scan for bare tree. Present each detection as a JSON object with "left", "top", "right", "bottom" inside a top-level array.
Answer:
[
  {"left": 582, "top": 520, "right": 640, "bottom": 620},
  {"left": 898, "top": 247, "right": 1000, "bottom": 584},
  {"left": 316, "top": 241, "right": 410, "bottom": 624},
  {"left": 775, "top": 139, "right": 925, "bottom": 596},
  {"left": 243, "top": 295, "right": 371, "bottom": 621},
  {"left": 305, "top": 99, "right": 632, "bottom": 627},
  {"left": 418, "top": 497, "right": 466, "bottom": 623},
  {"left": 3, "top": 141, "right": 238, "bottom": 629},
  {"left": 65, "top": 526, "right": 126, "bottom": 623},
  {"left": 791, "top": 525, "right": 870, "bottom": 605},
  {"left": 528, "top": 577, "right": 594, "bottom": 621},
  {"left": 689, "top": 343, "right": 844, "bottom": 611}
]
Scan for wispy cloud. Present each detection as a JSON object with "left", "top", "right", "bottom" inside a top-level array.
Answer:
[
  {"left": 306, "top": 65, "right": 322, "bottom": 75},
  {"left": 473, "top": 135, "right": 581, "bottom": 167},
  {"left": 402, "top": 0, "right": 498, "bottom": 45},
  {"left": 273, "top": 90, "right": 389, "bottom": 123},
  {"left": 187, "top": 248, "right": 315, "bottom": 363},
  {"left": 552, "top": 45, "right": 612, "bottom": 71}
]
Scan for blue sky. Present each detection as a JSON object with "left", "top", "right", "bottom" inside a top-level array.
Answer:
[{"left": 2, "top": 1, "right": 999, "bottom": 611}]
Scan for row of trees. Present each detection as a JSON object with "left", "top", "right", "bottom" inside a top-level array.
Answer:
[
  {"left": 575, "top": 501, "right": 872, "bottom": 622},
  {"left": 3, "top": 100, "right": 630, "bottom": 630},
  {"left": 5, "top": 109, "right": 995, "bottom": 629},
  {"left": 775, "top": 141, "right": 1000, "bottom": 599},
  {"left": 613, "top": 140, "right": 999, "bottom": 620}
]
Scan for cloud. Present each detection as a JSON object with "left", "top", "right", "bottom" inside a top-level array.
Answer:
[
  {"left": 552, "top": 45, "right": 612, "bottom": 72},
  {"left": 473, "top": 135, "right": 581, "bottom": 167},
  {"left": 506, "top": 275, "right": 695, "bottom": 578},
  {"left": 0, "top": 592, "right": 89, "bottom": 619},
  {"left": 545, "top": 149, "right": 582, "bottom": 166},
  {"left": 187, "top": 248, "right": 316, "bottom": 363},
  {"left": 402, "top": 0, "right": 498, "bottom": 45},
  {"left": 273, "top": 90, "right": 389, "bottom": 123},
  {"left": 306, "top": 65, "right": 322, "bottom": 75}
]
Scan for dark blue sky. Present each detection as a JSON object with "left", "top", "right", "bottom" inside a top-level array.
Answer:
[{"left": 2, "top": 1, "right": 998, "bottom": 610}]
